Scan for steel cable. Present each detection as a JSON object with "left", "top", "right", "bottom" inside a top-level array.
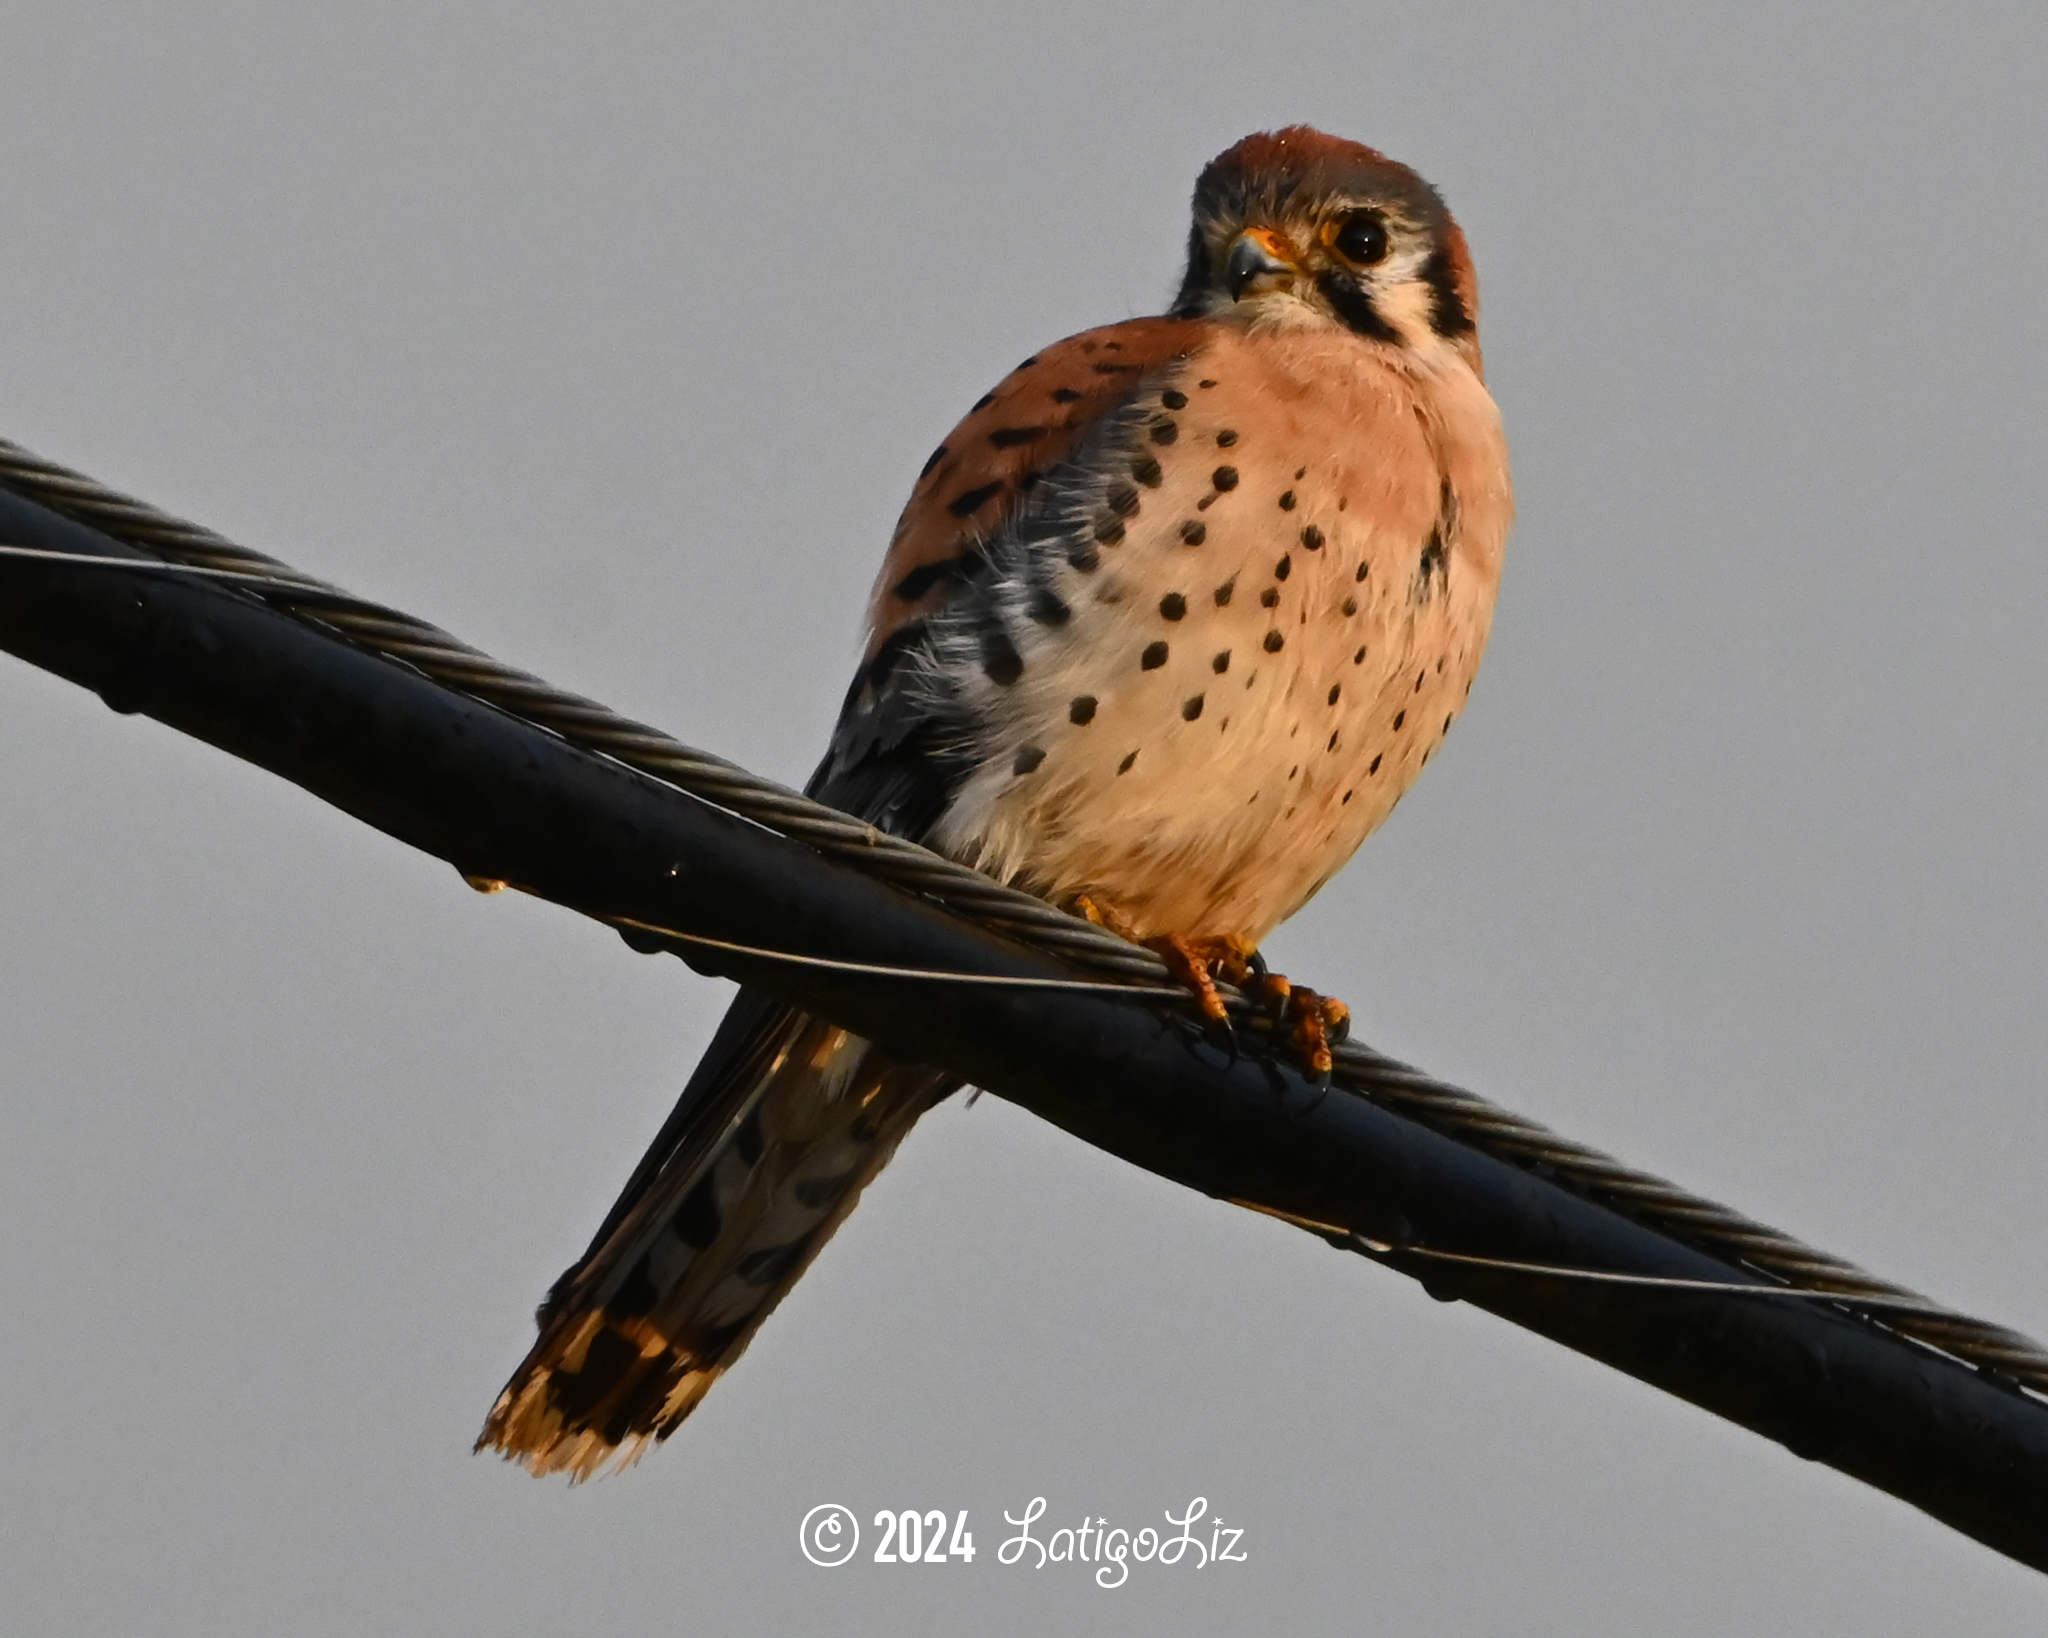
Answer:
[{"left": 3, "top": 434, "right": 2042, "bottom": 1389}]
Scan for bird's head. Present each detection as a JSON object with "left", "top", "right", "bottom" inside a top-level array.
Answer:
[{"left": 1172, "top": 126, "right": 1481, "bottom": 368}]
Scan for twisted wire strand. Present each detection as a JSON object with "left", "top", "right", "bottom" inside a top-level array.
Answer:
[{"left": 3, "top": 434, "right": 2042, "bottom": 1390}]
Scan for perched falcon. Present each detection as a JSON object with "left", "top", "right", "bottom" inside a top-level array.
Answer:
[{"left": 480, "top": 127, "right": 1513, "bottom": 1476}]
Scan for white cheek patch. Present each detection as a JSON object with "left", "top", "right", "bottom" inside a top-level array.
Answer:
[
  {"left": 1238, "top": 287, "right": 1334, "bottom": 333},
  {"left": 1371, "top": 278, "right": 1445, "bottom": 350}
]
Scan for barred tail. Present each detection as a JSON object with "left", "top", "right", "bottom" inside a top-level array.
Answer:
[{"left": 478, "top": 991, "right": 952, "bottom": 1478}]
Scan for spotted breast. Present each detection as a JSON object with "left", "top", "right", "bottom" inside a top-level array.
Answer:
[{"left": 867, "top": 319, "right": 1508, "bottom": 943}]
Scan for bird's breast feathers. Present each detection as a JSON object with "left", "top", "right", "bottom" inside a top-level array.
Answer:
[{"left": 849, "top": 317, "right": 1509, "bottom": 945}]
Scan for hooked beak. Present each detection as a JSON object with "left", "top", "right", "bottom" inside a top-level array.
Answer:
[{"left": 1225, "top": 227, "right": 1297, "bottom": 301}]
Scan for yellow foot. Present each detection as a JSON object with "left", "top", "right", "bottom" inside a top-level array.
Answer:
[
  {"left": 1148, "top": 932, "right": 1258, "bottom": 1025},
  {"left": 1074, "top": 897, "right": 1248, "bottom": 1023},
  {"left": 1253, "top": 972, "right": 1351, "bottom": 1079},
  {"left": 1073, "top": 893, "right": 1142, "bottom": 942},
  {"left": 1072, "top": 900, "right": 1347, "bottom": 1074}
]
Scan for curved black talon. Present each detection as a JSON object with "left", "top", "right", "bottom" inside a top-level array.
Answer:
[
  {"left": 1204, "top": 1008, "right": 1241, "bottom": 1065},
  {"left": 1255, "top": 981, "right": 1290, "bottom": 1031}
]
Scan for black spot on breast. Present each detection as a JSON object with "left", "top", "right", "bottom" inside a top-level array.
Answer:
[
  {"left": 1103, "top": 340, "right": 1122, "bottom": 350},
  {"left": 1028, "top": 588, "right": 1071, "bottom": 627},
  {"left": 1328, "top": 730, "right": 1340, "bottom": 750},
  {"left": 1016, "top": 355, "right": 1039, "bottom": 369},
  {"left": 1180, "top": 520, "right": 1207, "bottom": 545},
  {"left": 981, "top": 628, "right": 1024, "bottom": 685},
  {"left": 1131, "top": 454, "right": 1164, "bottom": 487},
  {"left": 1328, "top": 684, "right": 1341, "bottom": 705},
  {"left": 1415, "top": 670, "right": 1425, "bottom": 691},
  {"left": 1342, "top": 790, "right": 1353, "bottom": 804},
  {"left": 1301, "top": 524, "right": 1324, "bottom": 550},
  {"left": 1159, "top": 592, "right": 1186, "bottom": 621},
  {"left": 1198, "top": 378, "right": 1218, "bottom": 388},
  {"left": 1068, "top": 543, "right": 1101, "bottom": 573},
  {"left": 1141, "top": 641, "right": 1169, "bottom": 670},
  {"left": 972, "top": 392, "right": 995, "bottom": 411},
  {"left": 1069, "top": 695, "right": 1097, "bottom": 725},
  {"left": 919, "top": 445, "right": 949, "bottom": 479},
  {"left": 1106, "top": 481, "right": 1140, "bottom": 517},
  {"left": 1443, "top": 714, "right": 1453, "bottom": 734},
  {"left": 1342, "top": 596, "right": 1358, "bottom": 616},
  {"left": 1013, "top": 744, "right": 1045, "bottom": 775},
  {"left": 1182, "top": 694, "right": 1205, "bottom": 721},
  {"left": 1264, "top": 631, "right": 1284, "bottom": 653},
  {"left": 1356, "top": 562, "right": 1370, "bottom": 581},
  {"left": 1149, "top": 420, "right": 1178, "bottom": 445},
  {"left": 1213, "top": 650, "right": 1231, "bottom": 673},
  {"left": 1212, "top": 465, "right": 1239, "bottom": 491},
  {"left": 1161, "top": 389, "right": 1188, "bottom": 409},
  {"left": 989, "top": 426, "right": 1048, "bottom": 449},
  {"left": 1278, "top": 490, "right": 1297, "bottom": 511},
  {"left": 1215, "top": 429, "right": 1239, "bottom": 447},
  {"left": 1259, "top": 587, "right": 1280, "bottom": 608},
  {"left": 1354, "top": 646, "right": 1367, "bottom": 663},
  {"left": 949, "top": 481, "right": 1003, "bottom": 518},
  {"left": 1214, "top": 577, "right": 1236, "bottom": 606},
  {"left": 1018, "top": 470, "right": 1043, "bottom": 491},
  {"left": 1393, "top": 710, "right": 1406, "bottom": 730},
  {"left": 1369, "top": 754, "right": 1382, "bottom": 774},
  {"left": 1294, "top": 466, "right": 1307, "bottom": 480},
  {"left": 1275, "top": 554, "right": 1292, "bottom": 580},
  {"left": 1093, "top": 360, "right": 1137, "bottom": 375},
  {"left": 1052, "top": 386, "right": 1083, "bottom": 403},
  {"left": 1118, "top": 751, "right": 1138, "bottom": 775},
  {"left": 1094, "top": 516, "right": 1126, "bottom": 546}
]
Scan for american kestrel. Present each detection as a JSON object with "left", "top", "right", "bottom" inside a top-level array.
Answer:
[{"left": 481, "top": 127, "right": 1513, "bottom": 1476}]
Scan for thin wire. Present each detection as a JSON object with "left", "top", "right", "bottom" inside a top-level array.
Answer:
[
  {"left": 1351, "top": 1237, "right": 1972, "bottom": 1319},
  {"left": 5, "top": 434, "right": 2046, "bottom": 1394},
  {"left": 0, "top": 542, "right": 333, "bottom": 591},
  {"left": 606, "top": 914, "right": 1192, "bottom": 999}
]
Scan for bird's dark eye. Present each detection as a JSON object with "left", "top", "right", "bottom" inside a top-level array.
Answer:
[{"left": 1330, "top": 212, "right": 1390, "bottom": 268}]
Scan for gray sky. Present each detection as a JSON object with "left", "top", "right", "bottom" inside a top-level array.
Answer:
[{"left": 2, "top": 3, "right": 2045, "bottom": 1632}]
